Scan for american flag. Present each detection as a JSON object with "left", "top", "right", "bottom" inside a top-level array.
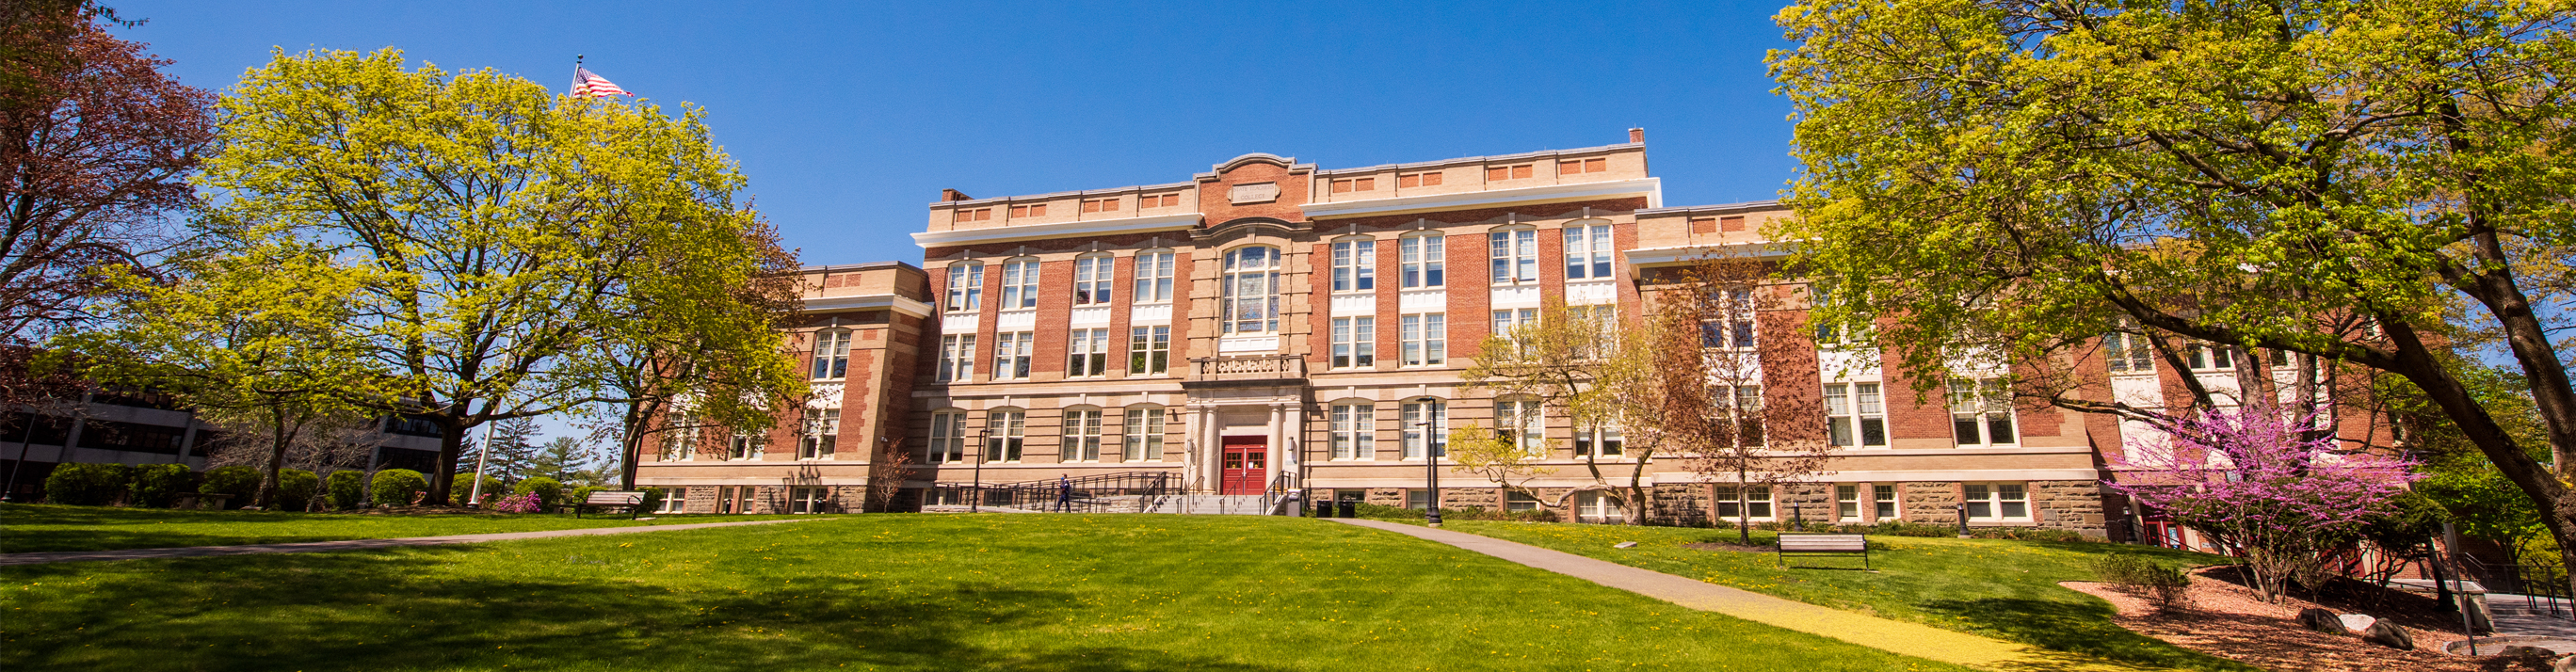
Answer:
[{"left": 572, "top": 67, "right": 631, "bottom": 98}]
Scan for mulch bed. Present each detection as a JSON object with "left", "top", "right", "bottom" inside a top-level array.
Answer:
[{"left": 2063, "top": 566, "right": 2555, "bottom": 672}]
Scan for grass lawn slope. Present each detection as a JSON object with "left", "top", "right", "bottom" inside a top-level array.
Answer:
[
  {"left": 3, "top": 515, "right": 1972, "bottom": 672},
  {"left": 1446, "top": 520, "right": 2251, "bottom": 672},
  {"left": 0, "top": 503, "right": 816, "bottom": 553}
]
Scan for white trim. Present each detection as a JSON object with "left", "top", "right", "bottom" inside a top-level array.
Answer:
[
  {"left": 802, "top": 294, "right": 932, "bottom": 318},
  {"left": 912, "top": 213, "right": 1203, "bottom": 248},
  {"left": 1301, "top": 178, "right": 1663, "bottom": 220},
  {"left": 1622, "top": 241, "right": 1798, "bottom": 275}
]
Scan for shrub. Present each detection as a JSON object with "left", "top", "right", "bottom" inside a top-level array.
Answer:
[
  {"left": 640, "top": 487, "right": 666, "bottom": 512},
  {"left": 513, "top": 477, "right": 564, "bottom": 512},
  {"left": 43, "top": 462, "right": 131, "bottom": 506},
  {"left": 1342, "top": 502, "right": 1558, "bottom": 522},
  {"left": 490, "top": 491, "right": 541, "bottom": 513},
  {"left": 198, "top": 466, "right": 261, "bottom": 508},
  {"left": 130, "top": 464, "right": 194, "bottom": 507},
  {"left": 2093, "top": 553, "right": 2192, "bottom": 613},
  {"left": 275, "top": 469, "right": 319, "bottom": 511},
  {"left": 327, "top": 470, "right": 366, "bottom": 510},
  {"left": 371, "top": 469, "right": 428, "bottom": 507},
  {"left": 569, "top": 485, "right": 605, "bottom": 509},
  {"left": 447, "top": 474, "right": 505, "bottom": 506}
]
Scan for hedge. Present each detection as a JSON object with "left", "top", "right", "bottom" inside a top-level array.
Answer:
[
  {"left": 130, "top": 464, "right": 194, "bottom": 507},
  {"left": 275, "top": 469, "right": 319, "bottom": 511},
  {"left": 639, "top": 487, "right": 667, "bottom": 512},
  {"left": 327, "top": 470, "right": 366, "bottom": 510},
  {"left": 371, "top": 469, "right": 428, "bottom": 506},
  {"left": 448, "top": 474, "right": 505, "bottom": 506},
  {"left": 198, "top": 466, "right": 261, "bottom": 509},
  {"left": 43, "top": 462, "right": 129, "bottom": 506}
]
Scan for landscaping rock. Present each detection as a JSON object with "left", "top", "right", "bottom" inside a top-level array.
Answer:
[
  {"left": 2297, "top": 607, "right": 2346, "bottom": 634},
  {"left": 2552, "top": 653, "right": 2576, "bottom": 672},
  {"left": 2361, "top": 620, "right": 2415, "bottom": 650},
  {"left": 1613, "top": 541, "right": 1638, "bottom": 549},
  {"left": 2336, "top": 614, "right": 2375, "bottom": 633}
]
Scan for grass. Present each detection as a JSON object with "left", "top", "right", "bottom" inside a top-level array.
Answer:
[
  {"left": 1442, "top": 520, "right": 2258, "bottom": 672},
  {"left": 2, "top": 514, "right": 1975, "bottom": 672},
  {"left": 0, "top": 503, "right": 817, "bottom": 553}
]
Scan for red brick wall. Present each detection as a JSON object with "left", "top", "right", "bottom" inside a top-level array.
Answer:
[
  {"left": 1031, "top": 258, "right": 1073, "bottom": 378},
  {"left": 1197, "top": 160, "right": 1310, "bottom": 224},
  {"left": 1446, "top": 230, "right": 1489, "bottom": 363},
  {"left": 1760, "top": 300, "right": 1827, "bottom": 443}
]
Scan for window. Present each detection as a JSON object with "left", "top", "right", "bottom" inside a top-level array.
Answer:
[
  {"left": 1491, "top": 308, "right": 1539, "bottom": 357},
  {"left": 1132, "top": 249, "right": 1175, "bottom": 303},
  {"left": 1139, "top": 193, "right": 1182, "bottom": 208},
  {"left": 1576, "top": 490, "right": 1624, "bottom": 523},
  {"left": 1328, "top": 402, "right": 1372, "bottom": 460},
  {"left": 1400, "top": 399, "right": 1447, "bottom": 459},
  {"left": 727, "top": 430, "right": 764, "bottom": 461},
  {"left": 1121, "top": 407, "right": 1165, "bottom": 462},
  {"left": 1397, "top": 171, "right": 1443, "bottom": 187},
  {"left": 798, "top": 408, "right": 839, "bottom": 460},
  {"left": 2103, "top": 330, "right": 2154, "bottom": 374},
  {"left": 1484, "top": 164, "right": 1534, "bottom": 181},
  {"left": 1073, "top": 254, "right": 1114, "bottom": 306},
  {"left": 1714, "top": 384, "right": 1764, "bottom": 446},
  {"left": 1495, "top": 398, "right": 1544, "bottom": 456},
  {"left": 654, "top": 488, "right": 688, "bottom": 514},
  {"left": 1407, "top": 489, "right": 1437, "bottom": 510},
  {"left": 1329, "top": 177, "right": 1377, "bottom": 193},
  {"left": 1949, "top": 378, "right": 2018, "bottom": 447},
  {"left": 1964, "top": 483, "right": 2030, "bottom": 520},
  {"left": 1400, "top": 313, "right": 1446, "bottom": 366},
  {"left": 992, "top": 331, "right": 1033, "bottom": 380},
  {"left": 1700, "top": 288, "right": 1756, "bottom": 348},
  {"left": 943, "top": 263, "right": 983, "bottom": 312},
  {"left": 1489, "top": 228, "right": 1538, "bottom": 284},
  {"left": 667, "top": 420, "right": 700, "bottom": 461},
  {"left": 1874, "top": 485, "right": 1898, "bottom": 520},
  {"left": 810, "top": 329, "right": 851, "bottom": 380},
  {"left": 716, "top": 486, "right": 750, "bottom": 514},
  {"left": 1824, "top": 382, "right": 1888, "bottom": 448},
  {"left": 1400, "top": 233, "right": 1445, "bottom": 288},
  {"left": 999, "top": 258, "right": 1038, "bottom": 310},
  {"left": 790, "top": 487, "right": 829, "bottom": 514},
  {"left": 1079, "top": 198, "right": 1120, "bottom": 214},
  {"left": 1557, "top": 157, "right": 1607, "bottom": 174},
  {"left": 1007, "top": 203, "right": 1047, "bottom": 217},
  {"left": 2186, "top": 343, "right": 2235, "bottom": 371},
  {"left": 1067, "top": 328, "right": 1110, "bottom": 377},
  {"left": 986, "top": 409, "right": 1025, "bottom": 462},
  {"left": 1505, "top": 490, "right": 1540, "bottom": 512},
  {"left": 1564, "top": 222, "right": 1613, "bottom": 280},
  {"left": 1329, "top": 316, "right": 1374, "bottom": 369},
  {"left": 1714, "top": 486, "right": 1774, "bottom": 520},
  {"left": 1837, "top": 485, "right": 1860, "bottom": 520},
  {"left": 1222, "top": 247, "right": 1280, "bottom": 334},
  {"left": 1063, "top": 408, "right": 1103, "bottom": 462},
  {"left": 1128, "top": 326, "right": 1170, "bottom": 375},
  {"left": 927, "top": 410, "right": 968, "bottom": 463},
  {"left": 1574, "top": 424, "right": 1622, "bottom": 456},
  {"left": 936, "top": 334, "right": 975, "bottom": 382},
  {"left": 1330, "top": 239, "right": 1375, "bottom": 293},
  {"left": 954, "top": 207, "right": 993, "bottom": 222}
]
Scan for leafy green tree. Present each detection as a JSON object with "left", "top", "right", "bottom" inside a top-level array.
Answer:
[
  {"left": 526, "top": 436, "right": 601, "bottom": 487},
  {"left": 1773, "top": 0, "right": 2576, "bottom": 587},
  {"left": 192, "top": 48, "right": 803, "bottom": 504}
]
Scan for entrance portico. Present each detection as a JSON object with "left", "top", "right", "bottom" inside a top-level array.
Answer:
[{"left": 1181, "top": 354, "right": 1307, "bottom": 494}]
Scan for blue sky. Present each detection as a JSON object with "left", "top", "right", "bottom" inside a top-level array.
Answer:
[{"left": 116, "top": 0, "right": 1803, "bottom": 265}]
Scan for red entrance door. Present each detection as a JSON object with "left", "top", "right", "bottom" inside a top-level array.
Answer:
[{"left": 1220, "top": 436, "right": 1268, "bottom": 495}]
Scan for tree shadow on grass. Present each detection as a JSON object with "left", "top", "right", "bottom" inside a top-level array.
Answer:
[
  {"left": 3, "top": 547, "right": 1289, "bottom": 672},
  {"left": 1920, "top": 597, "right": 2262, "bottom": 672}
]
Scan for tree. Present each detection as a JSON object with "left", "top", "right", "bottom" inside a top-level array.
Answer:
[
  {"left": 195, "top": 48, "right": 802, "bottom": 504},
  {"left": 526, "top": 436, "right": 600, "bottom": 487},
  {"left": 468, "top": 416, "right": 541, "bottom": 486},
  {"left": 2111, "top": 408, "right": 2418, "bottom": 602},
  {"left": 582, "top": 225, "right": 801, "bottom": 489},
  {"left": 1441, "top": 421, "right": 1550, "bottom": 508},
  {"left": 1460, "top": 299, "right": 1618, "bottom": 510},
  {"left": 1774, "top": 0, "right": 2576, "bottom": 592}
]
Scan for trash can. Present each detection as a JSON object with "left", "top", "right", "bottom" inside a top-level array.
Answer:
[
  {"left": 1314, "top": 498, "right": 1334, "bottom": 518},
  {"left": 1337, "top": 501, "right": 1357, "bottom": 519}
]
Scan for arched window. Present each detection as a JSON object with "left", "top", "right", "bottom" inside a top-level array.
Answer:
[
  {"left": 986, "top": 408, "right": 1026, "bottom": 462},
  {"left": 999, "top": 257, "right": 1039, "bottom": 310},
  {"left": 1073, "top": 253, "right": 1115, "bottom": 306},
  {"left": 1061, "top": 406, "right": 1103, "bottom": 462},
  {"left": 1399, "top": 232, "right": 1444, "bottom": 288},
  {"left": 1222, "top": 247, "right": 1280, "bottom": 334},
  {"left": 810, "top": 328, "right": 851, "bottom": 380},
  {"left": 943, "top": 262, "right": 983, "bottom": 312},
  {"left": 1120, "top": 405, "right": 1167, "bottom": 462},
  {"left": 1329, "top": 236, "right": 1375, "bottom": 293},
  {"left": 927, "top": 409, "right": 968, "bottom": 464},
  {"left": 1489, "top": 226, "right": 1538, "bottom": 285}
]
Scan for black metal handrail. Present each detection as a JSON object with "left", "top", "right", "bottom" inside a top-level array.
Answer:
[
  {"left": 2458, "top": 554, "right": 2573, "bottom": 619},
  {"left": 926, "top": 472, "right": 1175, "bottom": 514}
]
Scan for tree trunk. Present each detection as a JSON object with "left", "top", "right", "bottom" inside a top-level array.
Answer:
[
  {"left": 426, "top": 414, "right": 468, "bottom": 506},
  {"left": 617, "top": 398, "right": 649, "bottom": 489},
  {"left": 256, "top": 409, "right": 288, "bottom": 509},
  {"left": 2381, "top": 319, "right": 2576, "bottom": 600}
]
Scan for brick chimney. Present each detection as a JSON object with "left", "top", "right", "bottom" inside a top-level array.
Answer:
[
  {"left": 1628, "top": 127, "right": 1645, "bottom": 144},
  {"left": 941, "top": 188, "right": 974, "bottom": 202}
]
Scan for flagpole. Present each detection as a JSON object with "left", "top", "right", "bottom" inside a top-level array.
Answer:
[{"left": 572, "top": 55, "right": 584, "bottom": 96}]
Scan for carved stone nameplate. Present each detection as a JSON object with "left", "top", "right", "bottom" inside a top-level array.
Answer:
[{"left": 1228, "top": 182, "right": 1280, "bottom": 205}]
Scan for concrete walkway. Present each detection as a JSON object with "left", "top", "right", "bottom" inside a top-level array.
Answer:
[
  {"left": 1332, "top": 519, "right": 2157, "bottom": 671},
  {"left": 0, "top": 519, "right": 815, "bottom": 567}
]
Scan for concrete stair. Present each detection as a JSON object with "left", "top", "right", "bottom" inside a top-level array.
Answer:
[{"left": 1147, "top": 494, "right": 1280, "bottom": 515}]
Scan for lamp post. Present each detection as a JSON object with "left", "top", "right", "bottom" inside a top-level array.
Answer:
[
  {"left": 1415, "top": 396, "right": 1441, "bottom": 528},
  {"left": 971, "top": 427, "right": 987, "bottom": 513},
  {"left": 1955, "top": 501, "right": 1971, "bottom": 538}
]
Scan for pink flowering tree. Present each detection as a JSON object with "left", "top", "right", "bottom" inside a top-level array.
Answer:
[{"left": 2110, "top": 408, "right": 2419, "bottom": 602}]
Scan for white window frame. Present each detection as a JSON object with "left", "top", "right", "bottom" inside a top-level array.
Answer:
[
  {"left": 927, "top": 410, "right": 968, "bottom": 464},
  {"left": 1824, "top": 382, "right": 1888, "bottom": 448},
  {"left": 944, "top": 263, "right": 983, "bottom": 312},
  {"left": 1400, "top": 399, "right": 1447, "bottom": 460},
  {"left": 798, "top": 408, "right": 838, "bottom": 460},
  {"left": 1700, "top": 288, "right": 1757, "bottom": 349},
  {"left": 1963, "top": 483, "right": 2032, "bottom": 521},
  {"left": 1121, "top": 407, "right": 1165, "bottom": 462},
  {"left": 653, "top": 488, "right": 688, "bottom": 513},
  {"left": 1062, "top": 408, "right": 1103, "bottom": 462},
  {"left": 1067, "top": 328, "right": 1110, "bottom": 377},
  {"left": 1948, "top": 377, "right": 2018, "bottom": 447},
  {"left": 1132, "top": 249, "right": 1175, "bottom": 304},
  {"left": 999, "top": 258, "right": 1039, "bottom": 310},
  {"left": 1836, "top": 485, "right": 1860, "bottom": 520},
  {"left": 986, "top": 409, "right": 1025, "bottom": 462},
  {"left": 1505, "top": 490, "right": 1540, "bottom": 512},
  {"left": 1400, "top": 312, "right": 1446, "bottom": 367},
  {"left": 2104, "top": 329, "right": 2154, "bottom": 374},
  {"left": 1494, "top": 397, "right": 1544, "bottom": 456},
  {"left": 1873, "top": 485, "right": 1898, "bottom": 520},
  {"left": 727, "top": 430, "right": 763, "bottom": 461},
  {"left": 1329, "top": 316, "right": 1374, "bottom": 370},
  {"left": 1128, "top": 326, "right": 1170, "bottom": 375},
  {"left": 1328, "top": 402, "right": 1373, "bottom": 460},
  {"left": 789, "top": 486, "right": 829, "bottom": 514},
  {"left": 2185, "top": 343, "right": 2235, "bottom": 372},
  {"left": 936, "top": 334, "right": 975, "bottom": 383},
  {"left": 1713, "top": 384, "right": 1764, "bottom": 447},
  {"left": 1073, "top": 254, "right": 1114, "bottom": 306},
  {"left": 1488, "top": 227, "right": 1538, "bottom": 285},
  {"left": 1399, "top": 232, "right": 1444, "bottom": 289},
  {"left": 811, "top": 329, "right": 851, "bottom": 380},
  {"left": 1714, "top": 486, "right": 1775, "bottom": 520},
  {"left": 1575, "top": 490, "right": 1624, "bottom": 523},
  {"left": 1563, "top": 222, "right": 1613, "bottom": 280},
  {"left": 1330, "top": 238, "right": 1375, "bottom": 294},
  {"left": 1573, "top": 424, "right": 1622, "bottom": 457},
  {"left": 1222, "top": 247, "right": 1281, "bottom": 334},
  {"left": 992, "top": 331, "right": 1033, "bottom": 380}
]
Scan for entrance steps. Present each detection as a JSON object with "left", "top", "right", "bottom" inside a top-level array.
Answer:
[{"left": 1148, "top": 494, "right": 1283, "bottom": 516}]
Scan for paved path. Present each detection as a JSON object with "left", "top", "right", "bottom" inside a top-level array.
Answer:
[
  {"left": 1332, "top": 519, "right": 2156, "bottom": 671},
  {"left": 0, "top": 519, "right": 815, "bottom": 567}
]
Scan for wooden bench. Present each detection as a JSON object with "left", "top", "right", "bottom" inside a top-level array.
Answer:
[
  {"left": 1777, "top": 533, "right": 1871, "bottom": 569},
  {"left": 575, "top": 490, "right": 649, "bottom": 519}
]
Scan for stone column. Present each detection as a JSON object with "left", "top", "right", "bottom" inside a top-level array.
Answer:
[{"left": 1265, "top": 404, "right": 1285, "bottom": 488}]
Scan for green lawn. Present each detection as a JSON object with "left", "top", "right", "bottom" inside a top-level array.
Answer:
[
  {"left": 0, "top": 503, "right": 818, "bottom": 553},
  {"left": 2, "top": 514, "right": 1972, "bottom": 672},
  {"left": 1443, "top": 520, "right": 2252, "bottom": 672}
]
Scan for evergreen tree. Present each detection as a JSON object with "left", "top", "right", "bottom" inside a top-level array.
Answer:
[
  {"left": 478, "top": 417, "right": 541, "bottom": 484},
  {"left": 528, "top": 436, "right": 599, "bottom": 487}
]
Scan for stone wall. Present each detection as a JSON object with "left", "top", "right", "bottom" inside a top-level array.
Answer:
[{"left": 2030, "top": 480, "right": 2108, "bottom": 538}]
